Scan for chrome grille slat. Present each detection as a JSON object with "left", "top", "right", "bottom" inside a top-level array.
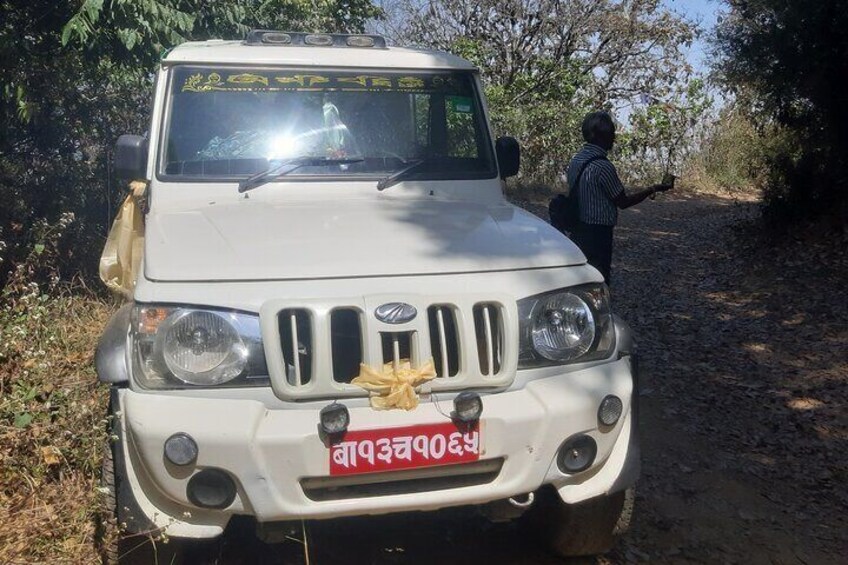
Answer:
[
  {"left": 482, "top": 305, "right": 494, "bottom": 377},
  {"left": 428, "top": 305, "right": 459, "bottom": 378},
  {"left": 392, "top": 333, "right": 401, "bottom": 372},
  {"left": 474, "top": 302, "right": 503, "bottom": 377},
  {"left": 436, "top": 307, "right": 449, "bottom": 378},
  {"left": 289, "top": 312, "right": 302, "bottom": 386}
]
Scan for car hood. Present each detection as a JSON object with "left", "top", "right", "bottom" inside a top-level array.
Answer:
[{"left": 144, "top": 199, "right": 584, "bottom": 282}]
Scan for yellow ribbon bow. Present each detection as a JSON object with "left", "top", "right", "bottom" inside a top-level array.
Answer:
[{"left": 351, "top": 358, "right": 436, "bottom": 410}]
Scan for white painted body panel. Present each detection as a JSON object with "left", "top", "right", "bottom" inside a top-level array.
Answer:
[
  {"left": 163, "top": 41, "right": 477, "bottom": 71},
  {"left": 118, "top": 357, "right": 635, "bottom": 537},
  {"left": 144, "top": 192, "right": 584, "bottom": 282}
]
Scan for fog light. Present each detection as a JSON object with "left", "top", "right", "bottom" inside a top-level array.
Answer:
[
  {"left": 164, "top": 433, "right": 198, "bottom": 466},
  {"left": 598, "top": 395, "right": 623, "bottom": 426},
  {"left": 320, "top": 403, "right": 350, "bottom": 435},
  {"left": 557, "top": 435, "right": 597, "bottom": 473},
  {"left": 453, "top": 391, "right": 483, "bottom": 422},
  {"left": 187, "top": 469, "right": 236, "bottom": 509}
]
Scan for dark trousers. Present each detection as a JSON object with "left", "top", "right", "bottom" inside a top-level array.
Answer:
[{"left": 570, "top": 223, "right": 614, "bottom": 284}]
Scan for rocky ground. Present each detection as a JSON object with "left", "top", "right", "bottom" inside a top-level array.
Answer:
[
  {"left": 122, "top": 192, "right": 847, "bottom": 564},
  {"left": 605, "top": 193, "right": 846, "bottom": 564}
]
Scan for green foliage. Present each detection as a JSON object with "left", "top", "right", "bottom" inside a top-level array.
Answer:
[
  {"left": 715, "top": 0, "right": 848, "bottom": 227},
  {"left": 688, "top": 106, "right": 771, "bottom": 194},
  {"left": 61, "top": 0, "right": 381, "bottom": 69},
  {"left": 396, "top": 0, "right": 699, "bottom": 189},
  {"left": 484, "top": 60, "right": 592, "bottom": 185},
  {"left": 0, "top": 0, "right": 381, "bottom": 289},
  {"left": 618, "top": 78, "right": 713, "bottom": 185}
]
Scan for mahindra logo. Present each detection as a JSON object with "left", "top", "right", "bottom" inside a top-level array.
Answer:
[{"left": 374, "top": 302, "right": 417, "bottom": 324}]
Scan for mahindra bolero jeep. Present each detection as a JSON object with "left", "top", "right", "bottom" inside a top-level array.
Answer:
[{"left": 96, "top": 30, "right": 639, "bottom": 558}]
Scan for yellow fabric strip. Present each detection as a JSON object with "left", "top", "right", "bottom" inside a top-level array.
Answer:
[
  {"left": 351, "top": 358, "right": 436, "bottom": 410},
  {"left": 99, "top": 181, "right": 146, "bottom": 299}
]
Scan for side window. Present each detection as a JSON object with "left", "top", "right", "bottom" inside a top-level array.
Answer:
[{"left": 445, "top": 95, "right": 477, "bottom": 158}]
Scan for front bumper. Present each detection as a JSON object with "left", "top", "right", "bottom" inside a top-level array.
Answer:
[{"left": 115, "top": 356, "right": 638, "bottom": 538}]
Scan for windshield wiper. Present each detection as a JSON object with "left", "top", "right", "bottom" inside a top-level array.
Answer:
[
  {"left": 238, "top": 157, "right": 364, "bottom": 193},
  {"left": 376, "top": 158, "right": 433, "bottom": 191}
]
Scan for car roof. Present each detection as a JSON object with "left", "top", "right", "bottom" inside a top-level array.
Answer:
[{"left": 162, "top": 40, "right": 478, "bottom": 72}]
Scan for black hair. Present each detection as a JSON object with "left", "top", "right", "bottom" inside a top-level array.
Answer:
[{"left": 581, "top": 111, "right": 616, "bottom": 148}]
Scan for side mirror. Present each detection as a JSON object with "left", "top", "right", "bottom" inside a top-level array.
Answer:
[
  {"left": 495, "top": 136, "right": 520, "bottom": 179},
  {"left": 113, "top": 134, "right": 148, "bottom": 180}
]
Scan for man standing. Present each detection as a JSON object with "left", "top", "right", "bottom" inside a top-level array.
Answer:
[{"left": 566, "top": 111, "right": 672, "bottom": 284}]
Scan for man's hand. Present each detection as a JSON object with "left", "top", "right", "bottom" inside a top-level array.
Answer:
[
  {"left": 657, "top": 173, "right": 676, "bottom": 191},
  {"left": 616, "top": 175, "right": 676, "bottom": 208}
]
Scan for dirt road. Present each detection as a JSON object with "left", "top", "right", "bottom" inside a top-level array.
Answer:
[{"left": 126, "top": 192, "right": 847, "bottom": 564}]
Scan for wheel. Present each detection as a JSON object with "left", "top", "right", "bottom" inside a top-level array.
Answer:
[
  {"left": 525, "top": 486, "right": 635, "bottom": 557},
  {"left": 96, "top": 427, "right": 121, "bottom": 565}
]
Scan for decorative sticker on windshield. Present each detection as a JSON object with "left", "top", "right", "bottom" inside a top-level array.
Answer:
[
  {"left": 181, "top": 71, "right": 464, "bottom": 93},
  {"left": 275, "top": 74, "right": 330, "bottom": 87},
  {"left": 227, "top": 73, "right": 269, "bottom": 86}
]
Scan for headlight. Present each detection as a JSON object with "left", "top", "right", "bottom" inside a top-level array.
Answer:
[
  {"left": 131, "top": 305, "right": 268, "bottom": 388},
  {"left": 518, "top": 284, "right": 615, "bottom": 368}
]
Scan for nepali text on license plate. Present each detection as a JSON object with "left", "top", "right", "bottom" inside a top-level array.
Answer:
[{"left": 329, "top": 421, "right": 480, "bottom": 476}]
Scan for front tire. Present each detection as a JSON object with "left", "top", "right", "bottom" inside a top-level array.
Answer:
[
  {"left": 96, "top": 430, "right": 121, "bottom": 564},
  {"left": 527, "top": 487, "right": 635, "bottom": 557}
]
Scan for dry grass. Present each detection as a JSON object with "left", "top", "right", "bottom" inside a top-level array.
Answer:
[{"left": 0, "top": 288, "right": 114, "bottom": 564}]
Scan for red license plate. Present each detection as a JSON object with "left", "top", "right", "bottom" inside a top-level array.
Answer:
[{"left": 329, "top": 421, "right": 481, "bottom": 476}]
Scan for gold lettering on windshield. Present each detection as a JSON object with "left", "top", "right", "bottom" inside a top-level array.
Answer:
[
  {"left": 182, "top": 72, "right": 226, "bottom": 92},
  {"left": 337, "top": 75, "right": 369, "bottom": 87},
  {"left": 227, "top": 73, "right": 269, "bottom": 86},
  {"left": 275, "top": 74, "right": 330, "bottom": 87},
  {"left": 336, "top": 75, "right": 392, "bottom": 88},
  {"left": 398, "top": 77, "right": 425, "bottom": 89}
]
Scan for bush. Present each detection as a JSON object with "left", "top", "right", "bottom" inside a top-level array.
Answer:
[
  {"left": 715, "top": 0, "right": 848, "bottom": 229},
  {"left": 0, "top": 216, "right": 113, "bottom": 563}
]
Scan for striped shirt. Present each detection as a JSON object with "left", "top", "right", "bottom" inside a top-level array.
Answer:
[{"left": 566, "top": 144, "right": 625, "bottom": 226}]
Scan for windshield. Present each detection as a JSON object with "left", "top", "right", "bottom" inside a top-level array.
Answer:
[{"left": 160, "top": 66, "right": 497, "bottom": 181}]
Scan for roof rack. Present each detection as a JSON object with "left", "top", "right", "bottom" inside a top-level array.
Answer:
[{"left": 244, "top": 30, "right": 387, "bottom": 49}]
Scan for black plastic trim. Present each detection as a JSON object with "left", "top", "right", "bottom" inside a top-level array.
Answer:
[
  {"left": 109, "top": 387, "right": 160, "bottom": 535},
  {"left": 187, "top": 469, "right": 237, "bottom": 509},
  {"left": 96, "top": 304, "right": 132, "bottom": 384}
]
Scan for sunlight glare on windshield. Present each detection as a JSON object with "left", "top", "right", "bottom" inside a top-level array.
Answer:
[{"left": 267, "top": 134, "right": 301, "bottom": 160}]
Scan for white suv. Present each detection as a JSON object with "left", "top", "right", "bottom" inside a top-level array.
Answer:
[{"left": 96, "top": 30, "right": 639, "bottom": 559}]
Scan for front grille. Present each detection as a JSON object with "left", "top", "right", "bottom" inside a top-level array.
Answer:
[
  {"left": 300, "top": 458, "right": 504, "bottom": 501},
  {"left": 261, "top": 296, "right": 516, "bottom": 400},
  {"left": 380, "top": 331, "right": 415, "bottom": 367},
  {"left": 278, "top": 309, "right": 312, "bottom": 385},
  {"left": 473, "top": 303, "right": 503, "bottom": 376},
  {"left": 428, "top": 306, "right": 460, "bottom": 378},
  {"left": 330, "top": 309, "right": 362, "bottom": 384}
]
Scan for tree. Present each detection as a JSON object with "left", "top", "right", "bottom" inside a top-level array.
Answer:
[
  {"left": 715, "top": 0, "right": 848, "bottom": 226},
  {"left": 383, "top": 0, "right": 697, "bottom": 184},
  {"left": 618, "top": 78, "right": 713, "bottom": 184},
  {"left": 0, "top": 0, "right": 381, "bottom": 287}
]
